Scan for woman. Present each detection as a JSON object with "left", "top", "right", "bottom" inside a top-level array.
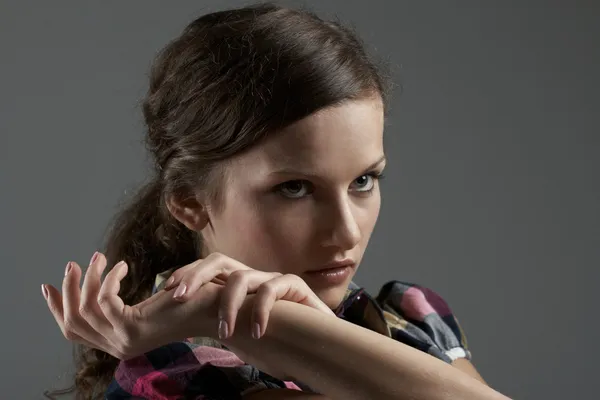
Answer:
[{"left": 42, "top": 3, "right": 510, "bottom": 399}]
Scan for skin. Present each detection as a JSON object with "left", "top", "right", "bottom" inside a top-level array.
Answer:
[
  {"left": 177, "top": 95, "right": 387, "bottom": 309},
  {"left": 42, "top": 96, "right": 487, "bottom": 399},
  {"left": 221, "top": 294, "right": 505, "bottom": 399},
  {"left": 169, "top": 95, "right": 487, "bottom": 383}
]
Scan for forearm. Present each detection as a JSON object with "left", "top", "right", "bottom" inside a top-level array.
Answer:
[{"left": 222, "top": 299, "right": 510, "bottom": 400}]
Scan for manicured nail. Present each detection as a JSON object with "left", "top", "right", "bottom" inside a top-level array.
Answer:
[
  {"left": 165, "top": 276, "right": 174, "bottom": 289},
  {"left": 252, "top": 322, "right": 262, "bottom": 339},
  {"left": 173, "top": 283, "right": 187, "bottom": 299},
  {"left": 65, "top": 262, "right": 72, "bottom": 276},
  {"left": 41, "top": 284, "right": 48, "bottom": 301},
  {"left": 218, "top": 319, "right": 229, "bottom": 339},
  {"left": 89, "top": 251, "right": 99, "bottom": 265}
]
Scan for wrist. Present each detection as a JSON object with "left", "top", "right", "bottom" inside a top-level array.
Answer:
[{"left": 219, "top": 296, "right": 299, "bottom": 380}]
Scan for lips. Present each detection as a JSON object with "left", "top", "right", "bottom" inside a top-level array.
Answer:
[
  {"left": 308, "top": 259, "right": 356, "bottom": 273},
  {"left": 303, "top": 261, "right": 356, "bottom": 287}
]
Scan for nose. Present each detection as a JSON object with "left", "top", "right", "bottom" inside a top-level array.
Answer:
[{"left": 320, "top": 196, "right": 362, "bottom": 250}]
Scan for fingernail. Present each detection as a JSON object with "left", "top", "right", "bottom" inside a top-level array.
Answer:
[
  {"left": 41, "top": 284, "right": 48, "bottom": 301},
  {"left": 252, "top": 322, "right": 261, "bottom": 339},
  {"left": 173, "top": 283, "right": 187, "bottom": 299},
  {"left": 218, "top": 319, "right": 229, "bottom": 340},
  {"left": 165, "top": 276, "right": 174, "bottom": 288},
  {"left": 89, "top": 251, "right": 99, "bottom": 265},
  {"left": 65, "top": 262, "right": 72, "bottom": 276}
]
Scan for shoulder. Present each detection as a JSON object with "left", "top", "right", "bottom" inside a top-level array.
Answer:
[
  {"left": 374, "top": 280, "right": 472, "bottom": 363},
  {"left": 105, "top": 341, "right": 304, "bottom": 399},
  {"left": 376, "top": 280, "right": 456, "bottom": 321}
]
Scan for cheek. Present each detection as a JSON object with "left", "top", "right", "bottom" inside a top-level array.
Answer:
[
  {"left": 371, "top": 194, "right": 382, "bottom": 225},
  {"left": 217, "top": 202, "right": 312, "bottom": 270},
  {"left": 255, "top": 206, "right": 314, "bottom": 253},
  {"left": 359, "top": 193, "right": 381, "bottom": 239},
  {"left": 209, "top": 202, "right": 257, "bottom": 258}
]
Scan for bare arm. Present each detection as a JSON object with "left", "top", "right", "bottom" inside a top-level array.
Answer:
[
  {"left": 221, "top": 298, "right": 510, "bottom": 400},
  {"left": 452, "top": 358, "right": 487, "bottom": 384},
  {"left": 242, "top": 356, "right": 486, "bottom": 399}
]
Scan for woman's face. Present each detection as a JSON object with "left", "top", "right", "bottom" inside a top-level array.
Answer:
[{"left": 202, "top": 97, "right": 385, "bottom": 308}]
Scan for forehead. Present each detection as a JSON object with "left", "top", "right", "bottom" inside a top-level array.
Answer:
[{"left": 232, "top": 98, "right": 385, "bottom": 176}]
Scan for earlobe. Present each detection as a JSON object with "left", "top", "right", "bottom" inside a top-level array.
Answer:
[{"left": 166, "top": 195, "right": 209, "bottom": 232}]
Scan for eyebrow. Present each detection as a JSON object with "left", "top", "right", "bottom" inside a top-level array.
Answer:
[
  {"left": 363, "top": 154, "right": 387, "bottom": 172},
  {"left": 268, "top": 154, "right": 387, "bottom": 178}
]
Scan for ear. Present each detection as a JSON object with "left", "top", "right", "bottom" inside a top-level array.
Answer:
[{"left": 166, "top": 194, "right": 209, "bottom": 232}]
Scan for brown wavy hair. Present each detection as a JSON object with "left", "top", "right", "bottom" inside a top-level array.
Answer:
[{"left": 44, "top": 2, "right": 390, "bottom": 399}]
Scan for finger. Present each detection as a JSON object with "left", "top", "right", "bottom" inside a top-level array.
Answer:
[
  {"left": 62, "top": 261, "right": 85, "bottom": 335},
  {"left": 44, "top": 283, "right": 72, "bottom": 338},
  {"left": 217, "top": 270, "right": 249, "bottom": 339},
  {"left": 172, "top": 254, "right": 251, "bottom": 302},
  {"left": 250, "top": 276, "right": 292, "bottom": 339},
  {"left": 163, "top": 260, "right": 202, "bottom": 290},
  {"left": 217, "top": 270, "right": 280, "bottom": 339},
  {"left": 44, "top": 283, "right": 113, "bottom": 352},
  {"left": 261, "top": 274, "right": 333, "bottom": 315},
  {"left": 171, "top": 261, "right": 214, "bottom": 301},
  {"left": 211, "top": 277, "right": 228, "bottom": 285},
  {"left": 79, "top": 252, "right": 113, "bottom": 334},
  {"left": 164, "top": 254, "right": 236, "bottom": 290},
  {"left": 163, "top": 258, "right": 226, "bottom": 292},
  {"left": 97, "top": 261, "right": 128, "bottom": 327},
  {"left": 251, "top": 274, "right": 335, "bottom": 339},
  {"left": 165, "top": 272, "right": 225, "bottom": 292}
]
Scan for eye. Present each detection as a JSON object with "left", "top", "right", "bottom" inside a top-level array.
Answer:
[
  {"left": 275, "top": 172, "right": 384, "bottom": 199},
  {"left": 350, "top": 173, "right": 381, "bottom": 192},
  {"left": 277, "top": 180, "right": 312, "bottom": 199}
]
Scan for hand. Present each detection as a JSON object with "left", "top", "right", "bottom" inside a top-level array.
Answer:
[
  {"left": 42, "top": 252, "right": 222, "bottom": 360},
  {"left": 162, "top": 252, "right": 335, "bottom": 339}
]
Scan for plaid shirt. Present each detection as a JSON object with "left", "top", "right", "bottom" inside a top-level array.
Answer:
[{"left": 105, "top": 270, "right": 471, "bottom": 399}]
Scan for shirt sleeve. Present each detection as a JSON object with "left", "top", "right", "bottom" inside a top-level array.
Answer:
[
  {"left": 375, "top": 280, "right": 472, "bottom": 363},
  {"left": 104, "top": 341, "right": 302, "bottom": 399}
]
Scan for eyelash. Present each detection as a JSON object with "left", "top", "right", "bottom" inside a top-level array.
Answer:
[{"left": 275, "top": 171, "right": 386, "bottom": 199}]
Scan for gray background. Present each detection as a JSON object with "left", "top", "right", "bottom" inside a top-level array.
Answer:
[{"left": 1, "top": 0, "right": 598, "bottom": 399}]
